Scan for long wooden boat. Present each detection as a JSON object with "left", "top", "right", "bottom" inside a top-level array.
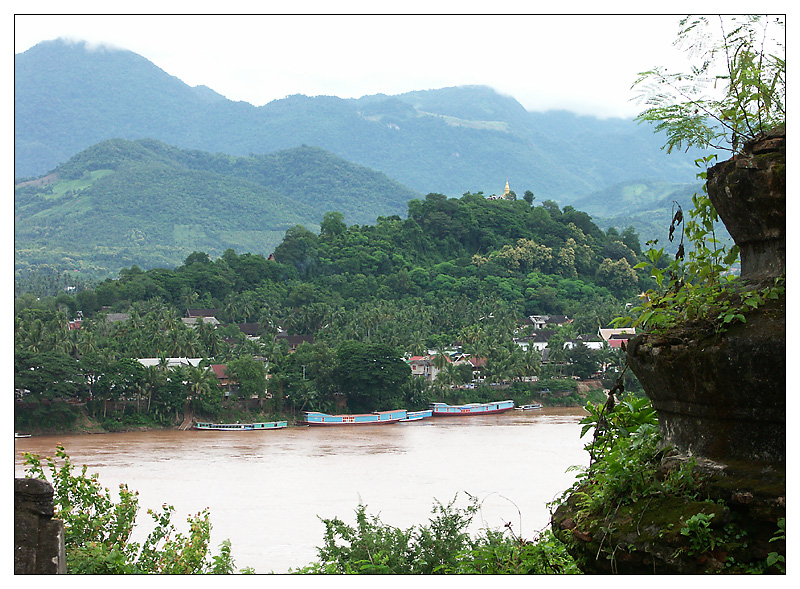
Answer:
[
  {"left": 193, "top": 421, "right": 287, "bottom": 431},
  {"left": 302, "top": 409, "right": 407, "bottom": 426},
  {"left": 399, "top": 409, "right": 433, "bottom": 422},
  {"left": 430, "top": 400, "right": 515, "bottom": 416}
]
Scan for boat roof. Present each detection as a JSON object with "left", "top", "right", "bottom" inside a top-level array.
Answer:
[
  {"left": 304, "top": 409, "right": 406, "bottom": 417},
  {"left": 432, "top": 400, "right": 513, "bottom": 406}
]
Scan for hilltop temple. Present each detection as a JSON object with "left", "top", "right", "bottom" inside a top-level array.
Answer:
[{"left": 487, "top": 180, "right": 513, "bottom": 200}]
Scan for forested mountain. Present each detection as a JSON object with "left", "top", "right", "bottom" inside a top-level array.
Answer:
[
  {"left": 16, "top": 39, "right": 706, "bottom": 203},
  {"left": 14, "top": 139, "right": 420, "bottom": 279}
]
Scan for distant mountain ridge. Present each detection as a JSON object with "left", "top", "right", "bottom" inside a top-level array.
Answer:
[{"left": 15, "top": 39, "right": 706, "bottom": 202}]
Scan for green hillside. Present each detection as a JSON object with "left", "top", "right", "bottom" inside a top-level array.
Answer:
[{"left": 14, "top": 139, "right": 420, "bottom": 281}]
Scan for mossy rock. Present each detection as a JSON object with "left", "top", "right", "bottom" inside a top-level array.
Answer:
[{"left": 551, "top": 454, "right": 785, "bottom": 574}]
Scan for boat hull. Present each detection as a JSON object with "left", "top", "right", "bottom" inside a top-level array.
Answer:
[
  {"left": 302, "top": 409, "right": 407, "bottom": 426},
  {"left": 193, "top": 421, "right": 287, "bottom": 431},
  {"left": 430, "top": 400, "right": 515, "bottom": 416}
]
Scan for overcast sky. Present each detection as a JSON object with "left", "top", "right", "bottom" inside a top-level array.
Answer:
[{"left": 13, "top": 8, "right": 707, "bottom": 119}]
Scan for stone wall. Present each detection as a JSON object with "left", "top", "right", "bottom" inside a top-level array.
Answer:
[{"left": 14, "top": 478, "right": 66, "bottom": 574}]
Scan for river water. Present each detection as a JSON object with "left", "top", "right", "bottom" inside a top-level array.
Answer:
[{"left": 14, "top": 407, "right": 589, "bottom": 573}]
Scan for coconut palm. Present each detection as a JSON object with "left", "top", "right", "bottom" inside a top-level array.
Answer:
[
  {"left": 21, "top": 318, "right": 46, "bottom": 353},
  {"left": 185, "top": 365, "right": 218, "bottom": 400},
  {"left": 408, "top": 330, "right": 427, "bottom": 357},
  {"left": 546, "top": 333, "right": 569, "bottom": 376},
  {"left": 597, "top": 342, "right": 622, "bottom": 375},
  {"left": 196, "top": 318, "right": 222, "bottom": 358},
  {"left": 522, "top": 347, "right": 543, "bottom": 381},
  {"left": 76, "top": 327, "right": 98, "bottom": 357},
  {"left": 143, "top": 365, "right": 166, "bottom": 414}
]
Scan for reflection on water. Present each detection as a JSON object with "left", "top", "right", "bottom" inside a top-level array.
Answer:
[{"left": 15, "top": 407, "right": 588, "bottom": 573}]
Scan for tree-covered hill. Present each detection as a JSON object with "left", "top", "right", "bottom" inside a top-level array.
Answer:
[
  {"left": 14, "top": 138, "right": 420, "bottom": 281},
  {"left": 37, "top": 191, "right": 648, "bottom": 329},
  {"left": 15, "top": 39, "right": 707, "bottom": 203}
]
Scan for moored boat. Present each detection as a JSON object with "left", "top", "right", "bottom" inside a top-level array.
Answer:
[
  {"left": 515, "top": 403, "right": 543, "bottom": 410},
  {"left": 430, "top": 400, "right": 515, "bottom": 416},
  {"left": 15, "top": 433, "right": 32, "bottom": 438},
  {"left": 302, "top": 409, "right": 407, "bottom": 426},
  {"left": 193, "top": 421, "right": 287, "bottom": 431},
  {"left": 399, "top": 409, "right": 433, "bottom": 422}
]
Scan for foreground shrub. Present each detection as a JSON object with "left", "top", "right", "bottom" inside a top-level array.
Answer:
[
  {"left": 293, "top": 494, "right": 579, "bottom": 574},
  {"left": 22, "top": 445, "right": 251, "bottom": 574}
]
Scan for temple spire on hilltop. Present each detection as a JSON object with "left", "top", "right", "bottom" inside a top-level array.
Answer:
[{"left": 487, "top": 180, "right": 513, "bottom": 201}]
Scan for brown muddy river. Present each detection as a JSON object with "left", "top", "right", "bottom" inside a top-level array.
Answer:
[{"left": 14, "top": 407, "right": 589, "bottom": 573}]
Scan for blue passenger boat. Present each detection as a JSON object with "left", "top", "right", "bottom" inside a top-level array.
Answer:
[
  {"left": 194, "top": 421, "right": 287, "bottom": 431},
  {"left": 302, "top": 409, "right": 407, "bottom": 426},
  {"left": 399, "top": 409, "right": 433, "bottom": 422},
  {"left": 430, "top": 400, "right": 515, "bottom": 416}
]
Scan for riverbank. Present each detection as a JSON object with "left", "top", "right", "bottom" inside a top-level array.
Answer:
[{"left": 16, "top": 379, "right": 606, "bottom": 437}]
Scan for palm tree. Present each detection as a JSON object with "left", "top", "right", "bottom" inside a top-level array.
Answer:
[
  {"left": 58, "top": 329, "right": 81, "bottom": 359},
  {"left": 597, "top": 342, "right": 617, "bottom": 375},
  {"left": 185, "top": 365, "right": 218, "bottom": 401},
  {"left": 22, "top": 318, "right": 46, "bottom": 352},
  {"left": 76, "top": 327, "right": 98, "bottom": 357},
  {"left": 239, "top": 292, "right": 257, "bottom": 323},
  {"left": 182, "top": 290, "right": 200, "bottom": 312},
  {"left": 180, "top": 365, "right": 219, "bottom": 427},
  {"left": 546, "top": 334, "right": 569, "bottom": 376},
  {"left": 408, "top": 330, "right": 427, "bottom": 357},
  {"left": 432, "top": 345, "right": 450, "bottom": 375},
  {"left": 444, "top": 363, "right": 464, "bottom": 388},
  {"left": 196, "top": 318, "right": 222, "bottom": 359},
  {"left": 180, "top": 328, "right": 202, "bottom": 358},
  {"left": 522, "top": 347, "right": 542, "bottom": 382},
  {"left": 143, "top": 365, "right": 166, "bottom": 414},
  {"left": 505, "top": 345, "right": 527, "bottom": 382}
]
